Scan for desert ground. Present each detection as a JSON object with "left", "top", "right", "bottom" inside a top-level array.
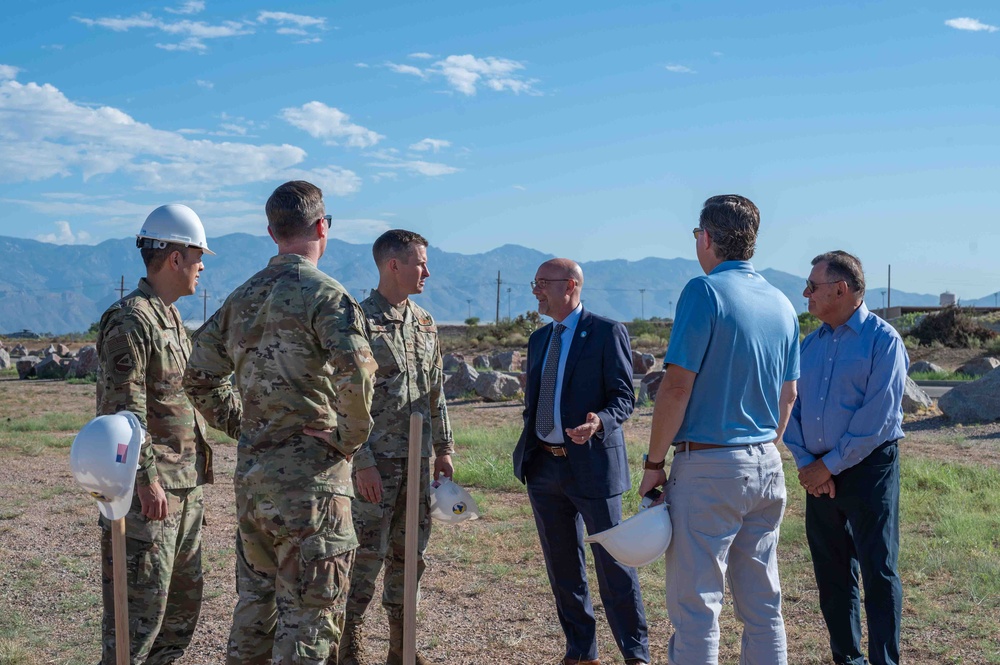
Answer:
[{"left": 1, "top": 370, "right": 999, "bottom": 665}]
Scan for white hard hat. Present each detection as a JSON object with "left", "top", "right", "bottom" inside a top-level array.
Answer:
[
  {"left": 430, "top": 478, "right": 480, "bottom": 523},
  {"left": 70, "top": 411, "right": 146, "bottom": 520},
  {"left": 136, "top": 204, "right": 215, "bottom": 255},
  {"left": 583, "top": 502, "right": 672, "bottom": 567}
]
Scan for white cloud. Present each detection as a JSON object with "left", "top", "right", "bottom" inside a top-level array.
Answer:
[
  {"left": 0, "top": 65, "right": 20, "bottom": 80},
  {"left": 36, "top": 221, "right": 92, "bottom": 245},
  {"left": 409, "top": 52, "right": 433, "bottom": 59},
  {"left": 74, "top": 12, "right": 254, "bottom": 51},
  {"left": 355, "top": 62, "right": 370, "bottom": 68},
  {"left": 712, "top": 51, "right": 724, "bottom": 57},
  {"left": 368, "top": 153, "right": 460, "bottom": 177},
  {"left": 296, "top": 37, "right": 322, "bottom": 45},
  {"left": 386, "top": 62, "right": 426, "bottom": 78},
  {"left": 324, "top": 218, "right": 391, "bottom": 242},
  {"left": 280, "top": 166, "right": 362, "bottom": 197},
  {"left": 280, "top": 101, "right": 384, "bottom": 148},
  {"left": 165, "top": 1, "right": 205, "bottom": 15},
  {"left": 664, "top": 64, "right": 696, "bottom": 73},
  {"left": 945, "top": 17, "right": 998, "bottom": 32},
  {"left": 386, "top": 54, "right": 539, "bottom": 96},
  {"left": 0, "top": 78, "right": 368, "bottom": 198},
  {"left": 512, "top": 184, "right": 526, "bottom": 191},
  {"left": 277, "top": 27, "right": 308, "bottom": 36},
  {"left": 409, "top": 138, "right": 451, "bottom": 153},
  {"left": 257, "top": 11, "right": 326, "bottom": 28},
  {"left": 196, "top": 79, "right": 214, "bottom": 89}
]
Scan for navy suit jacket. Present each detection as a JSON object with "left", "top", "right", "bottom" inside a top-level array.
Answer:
[{"left": 512, "top": 309, "right": 636, "bottom": 499}]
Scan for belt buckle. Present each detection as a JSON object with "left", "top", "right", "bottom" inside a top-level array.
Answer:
[{"left": 546, "top": 444, "right": 567, "bottom": 457}]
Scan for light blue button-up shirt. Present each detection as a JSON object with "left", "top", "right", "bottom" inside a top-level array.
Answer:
[
  {"left": 537, "top": 304, "right": 583, "bottom": 444},
  {"left": 783, "top": 302, "right": 908, "bottom": 475}
]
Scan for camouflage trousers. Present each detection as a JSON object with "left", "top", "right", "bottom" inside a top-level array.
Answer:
[
  {"left": 228, "top": 484, "right": 358, "bottom": 665},
  {"left": 346, "top": 457, "right": 431, "bottom": 621},
  {"left": 99, "top": 486, "right": 204, "bottom": 665}
]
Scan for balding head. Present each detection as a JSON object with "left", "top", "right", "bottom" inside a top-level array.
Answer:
[{"left": 533, "top": 258, "right": 583, "bottom": 321}]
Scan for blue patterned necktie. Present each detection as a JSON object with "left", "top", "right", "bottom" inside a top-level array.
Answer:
[{"left": 536, "top": 323, "right": 566, "bottom": 438}]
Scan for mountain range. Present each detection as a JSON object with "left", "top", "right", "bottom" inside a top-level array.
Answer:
[{"left": 0, "top": 234, "right": 956, "bottom": 334}]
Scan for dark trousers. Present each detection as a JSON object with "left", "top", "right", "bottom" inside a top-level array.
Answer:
[
  {"left": 806, "top": 441, "right": 902, "bottom": 665},
  {"left": 526, "top": 451, "right": 650, "bottom": 663}
]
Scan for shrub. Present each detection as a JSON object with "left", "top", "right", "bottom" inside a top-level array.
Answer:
[
  {"left": 909, "top": 307, "right": 997, "bottom": 348},
  {"left": 798, "top": 312, "right": 821, "bottom": 337}
]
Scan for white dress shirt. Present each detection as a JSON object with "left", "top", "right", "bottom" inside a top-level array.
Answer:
[{"left": 537, "top": 304, "right": 583, "bottom": 444}]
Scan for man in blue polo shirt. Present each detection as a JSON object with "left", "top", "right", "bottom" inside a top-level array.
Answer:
[
  {"left": 784, "top": 251, "right": 906, "bottom": 665},
  {"left": 639, "top": 194, "right": 799, "bottom": 665}
]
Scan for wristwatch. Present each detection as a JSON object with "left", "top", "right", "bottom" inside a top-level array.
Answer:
[{"left": 643, "top": 454, "right": 665, "bottom": 471}]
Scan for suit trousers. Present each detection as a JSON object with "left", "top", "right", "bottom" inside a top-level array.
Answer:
[
  {"left": 805, "top": 441, "right": 901, "bottom": 665},
  {"left": 526, "top": 451, "right": 650, "bottom": 663}
]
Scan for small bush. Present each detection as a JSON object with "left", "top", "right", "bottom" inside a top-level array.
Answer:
[
  {"left": 909, "top": 307, "right": 997, "bottom": 349},
  {"left": 798, "top": 312, "right": 821, "bottom": 337}
]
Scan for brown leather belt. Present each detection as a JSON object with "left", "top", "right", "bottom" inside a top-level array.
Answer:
[{"left": 540, "top": 443, "right": 568, "bottom": 457}]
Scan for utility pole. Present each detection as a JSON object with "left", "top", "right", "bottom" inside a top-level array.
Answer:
[
  {"left": 887, "top": 265, "right": 892, "bottom": 310},
  {"left": 668, "top": 300, "right": 674, "bottom": 319},
  {"left": 495, "top": 271, "right": 501, "bottom": 325},
  {"left": 507, "top": 287, "right": 512, "bottom": 320},
  {"left": 116, "top": 275, "right": 126, "bottom": 299},
  {"left": 201, "top": 289, "right": 209, "bottom": 323},
  {"left": 466, "top": 299, "right": 472, "bottom": 318},
  {"left": 880, "top": 290, "right": 886, "bottom": 313},
  {"left": 639, "top": 289, "right": 646, "bottom": 320}
]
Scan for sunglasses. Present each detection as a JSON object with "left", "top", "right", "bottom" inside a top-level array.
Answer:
[
  {"left": 805, "top": 278, "right": 843, "bottom": 294},
  {"left": 320, "top": 214, "right": 332, "bottom": 229},
  {"left": 692, "top": 227, "right": 704, "bottom": 239}
]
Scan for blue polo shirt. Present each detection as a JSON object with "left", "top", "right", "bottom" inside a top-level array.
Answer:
[{"left": 665, "top": 261, "right": 800, "bottom": 445}]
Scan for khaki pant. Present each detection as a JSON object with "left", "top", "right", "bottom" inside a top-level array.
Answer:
[
  {"left": 227, "top": 485, "right": 357, "bottom": 665},
  {"left": 100, "top": 486, "right": 204, "bottom": 665}
]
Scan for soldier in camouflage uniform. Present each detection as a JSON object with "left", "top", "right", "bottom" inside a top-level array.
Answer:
[
  {"left": 339, "top": 229, "right": 456, "bottom": 665},
  {"left": 95, "top": 204, "right": 215, "bottom": 665},
  {"left": 183, "top": 180, "right": 377, "bottom": 665}
]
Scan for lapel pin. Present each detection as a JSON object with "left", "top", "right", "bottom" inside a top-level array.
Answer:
[{"left": 580, "top": 331, "right": 587, "bottom": 338}]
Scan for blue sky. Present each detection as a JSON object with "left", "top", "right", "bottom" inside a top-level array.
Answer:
[{"left": 1, "top": 1, "right": 998, "bottom": 297}]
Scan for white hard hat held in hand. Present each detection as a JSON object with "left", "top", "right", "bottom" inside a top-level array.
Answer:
[
  {"left": 136, "top": 204, "right": 215, "bottom": 255},
  {"left": 430, "top": 478, "right": 480, "bottom": 523},
  {"left": 583, "top": 501, "right": 672, "bottom": 568},
  {"left": 70, "top": 411, "right": 146, "bottom": 520}
]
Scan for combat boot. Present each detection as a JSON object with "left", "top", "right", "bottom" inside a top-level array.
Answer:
[
  {"left": 386, "top": 616, "right": 432, "bottom": 665},
  {"left": 338, "top": 615, "right": 371, "bottom": 665}
]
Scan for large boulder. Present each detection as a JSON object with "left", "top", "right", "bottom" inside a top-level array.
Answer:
[
  {"left": 473, "top": 354, "right": 491, "bottom": 369},
  {"left": 939, "top": 368, "right": 1000, "bottom": 422},
  {"left": 36, "top": 355, "right": 67, "bottom": 380},
  {"left": 0, "top": 348, "right": 10, "bottom": 370},
  {"left": 957, "top": 357, "right": 1000, "bottom": 378},
  {"left": 631, "top": 350, "right": 656, "bottom": 375},
  {"left": 55, "top": 343, "right": 72, "bottom": 357},
  {"left": 69, "top": 345, "right": 100, "bottom": 379},
  {"left": 444, "top": 363, "right": 479, "bottom": 399},
  {"left": 442, "top": 353, "right": 465, "bottom": 372},
  {"left": 16, "top": 356, "right": 40, "bottom": 380},
  {"left": 474, "top": 372, "right": 522, "bottom": 402},
  {"left": 637, "top": 370, "right": 665, "bottom": 404},
  {"left": 490, "top": 350, "right": 523, "bottom": 372},
  {"left": 11, "top": 344, "right": 28, "bottom": 357},
  {"left": 901, "top": 377, "right": 933, "bottom": 413},
  {"left": 908, "top": 360, "right": 944, "bottom": 376},
  {"left": 43, "top": 344, "right": 57, "bottom": 356}
]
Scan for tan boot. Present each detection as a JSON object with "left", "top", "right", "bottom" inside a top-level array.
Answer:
[
  {"left": 338, "top": 614, "right": 371, "bottom": 665},
  {"left": 386, "top": 616, "right": 432, "bottom": 665}
]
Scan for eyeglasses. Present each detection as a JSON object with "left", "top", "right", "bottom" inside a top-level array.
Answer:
[
  {"left": 319, "top": 214, "right": 332, "bottom": 229},
  {"left": 805, "top": 278, "right": 843, "bottom": 294},
  {"left": 531, "top": 279, "right": 569, "bottom": 290},
  {"left": 692, "top": 227, "right": 704, "bottom": 239}
]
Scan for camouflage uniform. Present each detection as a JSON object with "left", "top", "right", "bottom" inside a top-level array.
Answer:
[
  {"left": 345, "top": 289, "right": 454, "bottom": 650},
  {"left": 183, "top": 254, "right": 376, "bottom": 665},
  {"left": 95, "top": 277, "right": 214, "bottom": 665}
]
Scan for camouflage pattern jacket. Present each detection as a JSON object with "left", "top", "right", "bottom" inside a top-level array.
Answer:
[
  {"left": 96, "top": 278, "right": 213, "bottom": 489},
  {"left": 354, "top": 289, "right": 455, "bottom": 469},
  {"left": 183, "top": 254, "right": 377, "bottom": 495}
]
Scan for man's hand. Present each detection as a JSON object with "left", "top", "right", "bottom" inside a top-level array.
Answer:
[
  {"left": 808, "top": 479, "right": 837, "bottom": 498},
  {"left": 798, "top": 459, "right": 833, "bottom": 494},
  {"left": 137, "top": 480, "right": 168, "bottom": 521},
  {"left": 434, "top": 454, "right": 454, "bottom": 481},
  {"left": 565, "top": 413, "right": 602, "bottom": 444},
  {"left": 638, "top": 468, "right": 667, "bottom": 498},
  {"left": 303, "top": 427, "right": 352, "bottom": 462},
  {"left": 354, "top": 466, "right": 383, "bottom": 504}
]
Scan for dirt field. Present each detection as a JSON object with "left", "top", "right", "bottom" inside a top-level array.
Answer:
[{"left": 1, "top": 378, "right": 998, "bottom": 664}]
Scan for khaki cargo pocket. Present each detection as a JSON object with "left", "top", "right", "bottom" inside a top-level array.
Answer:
[{"left": 297, "top": 496, "right": 357, "bottom": 608}]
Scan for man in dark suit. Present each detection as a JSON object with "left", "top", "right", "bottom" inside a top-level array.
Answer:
[{"left": 512, "top": 258, "right": 650, "bottom": 665}]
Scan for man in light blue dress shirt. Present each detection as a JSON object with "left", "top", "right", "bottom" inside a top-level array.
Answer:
[
  {"left": 640, "top": 195, "right": 800, "bottom": 665},
  {"left": 784, "top": 250, "right": 907, "bottom": 665}
]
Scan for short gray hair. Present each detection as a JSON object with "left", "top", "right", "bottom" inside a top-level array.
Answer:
[
  {"left": 266, "top": 180, "right": 324, "bottom": 241},
  {"left": 812, "top": 250, "right": 866, "bottom": 297}
]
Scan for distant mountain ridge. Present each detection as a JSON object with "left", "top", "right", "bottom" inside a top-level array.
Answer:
[{"left": 0, "top": 234, "right": 942, "bottom": 334}]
